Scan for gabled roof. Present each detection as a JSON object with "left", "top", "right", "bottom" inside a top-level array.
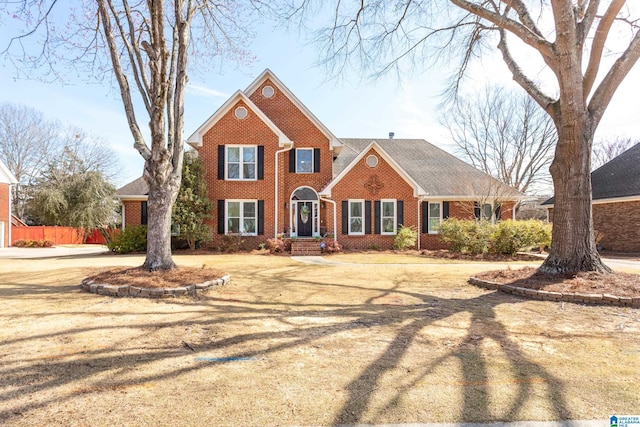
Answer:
[
  {"left": 329, "top": 138, "right": 524, "bottom": 199},
  {"left": 244, "top": 69, "right": 342, "bottom": 150},
  {"left": 186, "top": 90, "right": 293, "bottom": 148},
  {"left": 542, "top": 142, "right": 640, "bottom": 206},
  {"left": 0, "top": 159, "right": 17, "bottom": 184},
  {"left": 321, "top": 140, "right": 425, "bottom": 197},
  {"left": 116, "top": 177, "right": 148, "bottom": 199}
]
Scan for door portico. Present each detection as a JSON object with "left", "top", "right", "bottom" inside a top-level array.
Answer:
[{"left": 290, "top": 187, "right": 320, "bottom": 238}]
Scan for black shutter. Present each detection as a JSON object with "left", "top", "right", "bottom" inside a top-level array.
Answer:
[
  {"left": 141, "top": 201, "right": 148, "bottom": 225},
  {"left": 374, "top": 201, "right": 381, "bottom": 234},
  {"left": 495, "top": 204, "right": 502, "bottom": 222},
  {"left": 421, "top": 202, "right": 429, "bottom": 234},
  {"left": 257, "top": 146, "right": 264, "bottom": 180},
  {"left": 217, "top": 145, "right": 225, "bottom": 180},
  {"left": 289, "top": 149, "right": 296, "bottom": 173},
  {"left": 341, "top": 201, "right": 348, "bottom": 235},
  {"left": 474, "top": 202, "right": 481, "bottom": 219},
  {"left": 443, "top": 201, "right": 450, "bottom": 219},
  {"left": 217, "top": 199, "right": 225, "bottom": 234},
  {"left": 313, "top": 148, "right": 321, "bottom": 173},
  {"left": 365, "top": 201, "right": 372, "bottom": 234},
  {"left": 397, "top": 200, "right": 404, "bottom": 227},
  {"left": 258, "top": 200, "right": 264, "bottom": 235}
]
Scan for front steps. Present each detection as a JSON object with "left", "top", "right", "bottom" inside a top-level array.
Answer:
[{"left": 290, "top": 239, "right": 323, "bottom": 256}]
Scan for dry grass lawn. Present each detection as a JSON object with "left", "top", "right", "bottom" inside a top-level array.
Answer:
[{"left": 0, "top": 252, "right": 639, "bottom": 426}]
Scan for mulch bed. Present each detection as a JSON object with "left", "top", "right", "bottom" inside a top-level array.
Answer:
[
  {"left": 475, "top": 266, "right": 640, "bottom": 298},
  {"left": 420, "top": 249, "right": 542, "bottom": 262},
  {"left": 87, "top": 266, "right": 225, "bottom": 289}
]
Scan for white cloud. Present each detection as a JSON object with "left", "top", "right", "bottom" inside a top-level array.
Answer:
[{"left": 187, "top": 84, "right": 228, "bottom": 98}]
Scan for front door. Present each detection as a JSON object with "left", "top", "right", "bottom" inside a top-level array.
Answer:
[{"left": 297, "top": 202, "right": 313, "bottom": 237}]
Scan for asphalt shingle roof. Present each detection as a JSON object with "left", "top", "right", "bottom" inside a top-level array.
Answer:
[
  {"left": 335, "top": 138, "right": 523, "bottom": 198},
  {"left": 115, "top": 176, "right": 148, "bottom": 196},
  {"left": 542, "top": 143, "right": 640, "bottom": 205}
]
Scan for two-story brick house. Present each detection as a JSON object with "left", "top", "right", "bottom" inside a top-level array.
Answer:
[
  {"left": 117, "top": 69, "right": 523, "bottom": 250},
  {"left": 0, "top": 159, "right": 18, "bottom": 248}
]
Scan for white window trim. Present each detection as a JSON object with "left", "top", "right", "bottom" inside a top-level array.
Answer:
[
  {"left": 348, "top": 199, "right": 365, "bottom": 236},
  {"left": 380, "top": 199, "right": 397, "bottom": 235},
  {"left": 225, "top": 145, "right": 257, "bottom": 181},
  {"left": 295, "top": 148, "right": 314, "bottom": 174},
  {"left": 428, "top": 201, "right": 442, "bottom": 234},
  {"left": 225, "top": 200, "right": 258, "bottom": 236}
]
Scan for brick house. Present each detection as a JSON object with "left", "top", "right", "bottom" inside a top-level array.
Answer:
[
  {"left": 543, "top": 143, "right": 640, "bottom": 252},
  {"left": 0, "top": 159, "right": 18, "bottom": 248},
  {"left": 117, "top": 69, "right": 522, "bottom": 250}
]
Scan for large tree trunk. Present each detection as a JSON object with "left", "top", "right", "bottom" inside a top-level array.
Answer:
[
  {"left": 142, "top": 158, "right": 180, "bottom": 271},
  {"left": 540, "top": 117, "right": 612, "bottom": 274}
]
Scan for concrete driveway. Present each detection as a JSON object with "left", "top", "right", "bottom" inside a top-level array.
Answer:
[{"left": 0, "top": 244, "right": 109, "bottom": 259}]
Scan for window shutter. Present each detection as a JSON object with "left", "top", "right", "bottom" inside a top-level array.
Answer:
[
  {"left": 217, "top": 200, "right": 225, "bottom": 234},
  {"left": 257, "top": 146, "right": 264, "bottom": 180},
  {"left": 341, "top": 201, "right": 348, "bottom": 235},
  {"left": 397, "top": 200, "right": 404, "bottom": 226},
  {"left": 421, "top": 202, "right": 428, "bottom": 234},
  {"left": 495, "top": 204, "right": 502, "bottom": 221},
  {"left": 289, "top": 150, "right": 296, "bottom": 173},
  {"left": 141, "top": 201, "right": 148, "bottom": 225},
  {"left": 313, "top": 148, "right": 321, "bottom": 173},
  {"left": 374, "top": 201, "right": 381, "bottom": 234},
  {"left": 365, "top": 201, "right": 372, "bottom": 234},
  {"left": 474, "top": 202, "right": 481, "bottom": 219},
  {"left": 443, "top": 201, "right": 450, "bottom": 219},
  {"left": 217, "top": 145, "right": 225, "bottom": 180},
  {"left": 258, "top": 200, "right": 264, "bottom": 235}
]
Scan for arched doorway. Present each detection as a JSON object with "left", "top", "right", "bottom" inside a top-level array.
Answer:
[{"left": 290, "top": 187, "right": 319, "bottom": 238}]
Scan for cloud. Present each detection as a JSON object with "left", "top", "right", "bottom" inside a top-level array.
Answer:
[{"left": 187, "top": 84, "right": 228, "bottom": 98}]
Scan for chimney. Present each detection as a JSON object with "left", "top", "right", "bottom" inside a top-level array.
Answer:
[{"left": 389, "top": 132, "right": 395, "bottom": 139}]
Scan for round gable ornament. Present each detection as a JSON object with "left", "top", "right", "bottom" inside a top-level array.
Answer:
[
  {"left": 262, "top": 85, "right": 275, "bottom": 98},
  {"left": 234, "top": 106, "right": 248, "bottom": 119},
  {"left": 365, "top": 154, "right": 379, "bottom": 168}
]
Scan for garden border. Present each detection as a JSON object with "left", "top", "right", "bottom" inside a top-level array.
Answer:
[
  {"left": 469, "top": 277, "right": 640, "bottom": 308},
  {"left": 80, "top": 274, "right": 231, "bottom": 298}
]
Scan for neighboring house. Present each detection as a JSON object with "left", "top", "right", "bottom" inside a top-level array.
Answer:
[
  {"left": 116, "top": 69, "right": 523, "bottom": 250},
  {"left": 543, "top": 143, "right": 640, "bottom": 252},
  {"left": 0, "top": 159, "right": 18, "bottom": 248}
]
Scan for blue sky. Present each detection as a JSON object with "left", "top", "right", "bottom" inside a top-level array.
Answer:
[{"left": 1, "top": 16, "right": 639, "bottom": 189}]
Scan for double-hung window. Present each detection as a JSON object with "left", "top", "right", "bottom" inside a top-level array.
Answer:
[
  {"left": 226, "top": 146, "right": 256, "bottom": 180},
  {"left": 428, "top": 202, "right": 441, "bottom": 233},
  {"left": 296, "top": 148, "right": 313, "bottom": 173},
  {"left": 349, "top": 200, "right": 365, "bottom": 235},
  {"left": 226, "top": 200, "right": 257, "bottom": 235},
  {"left": 381, "top": 199, "right": 396, "bottom": 235}
]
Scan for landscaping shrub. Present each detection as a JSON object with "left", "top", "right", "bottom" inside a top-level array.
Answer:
[
  {"left": 108, "top": 225, "right": 147, "bottom": 254},
  {"left": 324, "top": 239, "right": 342, "bottom": 253},
  {"left": 393, "top": 225, "right": 418, "bottom": 250},
  {"left": 438, "top": 218, "right": 551, "bottom": 255},
  {"left": 14, "top": 239, "right": 54, "bottom": 248},
  {"left": 266, "top": 237, "right": 286, "bottom": 253},
  {"left": 438, "top": 218, "right": 494, "bottom": 254},
  {"left": 217, "top": 234, "right": 250, "bottom": 253}
]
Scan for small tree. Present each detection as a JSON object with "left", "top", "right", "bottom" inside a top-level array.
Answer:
[
  {"left": 592, "top": 137, "right": 638, "bottom": 169},
  {"left": 172, "top": 153, "right": 213, "bottom": 250},
  {"left": 28, "top": 148, "right": 116, "bottom": 230}
]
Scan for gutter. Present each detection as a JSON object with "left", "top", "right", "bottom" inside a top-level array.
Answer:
[{"left": 274, "top": 143, "right": 294, "bottom": 236}]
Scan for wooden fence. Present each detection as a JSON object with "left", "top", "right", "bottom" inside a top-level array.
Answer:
[{"left": 11, "top": 226, "right": 106, "bottom": 245}]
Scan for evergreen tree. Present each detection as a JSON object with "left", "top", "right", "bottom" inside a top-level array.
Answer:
[{"left": 172, "top": 152, "right": 213, "bottom": 250}]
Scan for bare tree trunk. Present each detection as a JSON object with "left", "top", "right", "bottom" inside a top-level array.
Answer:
[
  {"left": 540, "top": 117, "right": 611, "bottom": 274},
  {"left": 143, "top": 170, "right": 179, "bottom": 271}
]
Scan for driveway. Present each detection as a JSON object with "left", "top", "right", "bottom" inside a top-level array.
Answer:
[{"left": 0, "top": 244, "right": 109, "bottom": 259}]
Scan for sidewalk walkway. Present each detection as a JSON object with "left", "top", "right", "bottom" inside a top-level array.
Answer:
[{"left": 0, "top": 244, "right": 109, "bottom": 259}]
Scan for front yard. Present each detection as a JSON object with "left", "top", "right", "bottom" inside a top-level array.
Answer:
[{"left": 0, "top": 252, "right": 638, "bottom": 426}]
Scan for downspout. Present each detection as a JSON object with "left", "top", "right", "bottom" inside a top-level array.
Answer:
[
  {"left": 417, "top": 198, "right": 423, "bottom": 251},
  {"left": 319, "top": 197, "right": 337, "bottom": 244},
  {"left": 274, "top": 143, "right": 294, "bottom": 237},
  {"left": 8, "top": 183, "right": 12, "bottom": 247},
  {"left": 121, "top": 201, "right": 126, "bottom": 229}
]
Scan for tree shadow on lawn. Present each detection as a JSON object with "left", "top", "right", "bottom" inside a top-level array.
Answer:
[{"left": 0, "top": 266, "right": 574, "bottom": 425}]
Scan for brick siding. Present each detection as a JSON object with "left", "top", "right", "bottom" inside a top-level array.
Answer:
[
  {"left": 123, "top": 200, "right": 144, "bottom": 228},
  {"left": 594, "top": 201, "right": 640, "bottom": 252}
]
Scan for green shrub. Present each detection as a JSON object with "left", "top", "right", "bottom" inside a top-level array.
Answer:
[
  {"left": 492, "top": 219, "right": 552, "bottom": 255},
  {"left": 394, "top": 225, "right": 418, "bottom": 250},
  {"left": 438, "top": 218, "right": 494, "bottom": 254},
  {"left": 108, "top": 225, "right": 147, "bottom": 254}
]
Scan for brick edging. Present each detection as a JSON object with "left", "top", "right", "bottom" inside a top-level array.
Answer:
[
  {"left": 80, "top": 274, "right": 231, "bottom": 298},
  {"left": 469, "top": 277, "right": 640, "bottom": 308}
]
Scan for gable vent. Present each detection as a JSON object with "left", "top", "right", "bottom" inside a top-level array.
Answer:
[
  {"left": 235, "top": 106, "right": 248, "bottom": 119},
  {"left": 262, "top": 85, "right": 275, "bottom": 98}
]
